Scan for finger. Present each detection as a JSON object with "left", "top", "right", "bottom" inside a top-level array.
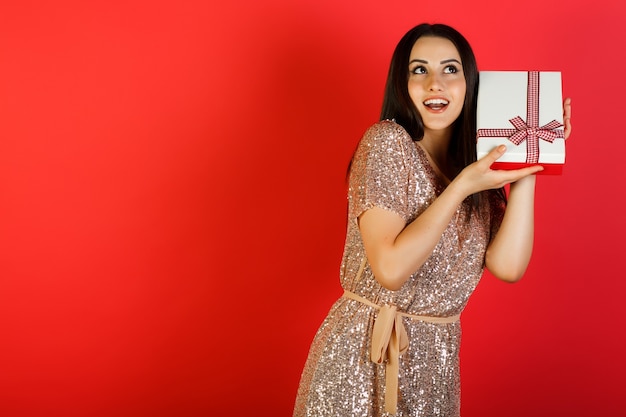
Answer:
[
  {"left": 514, "top": 165, "right": 544, "bottom": 177},
  {"left": 563, "top": 97, "right": 572, "bottom": 140},
  {"left": 563, "top": 97, "right": 572, "bottom": 116},
  {"left": 480, "top": 144, "right": 507, "bottom": 165},
  {"left": 564, "top": 117, "right": 572, "bottom": 140},
  {"left": 493, "top": 165, "right": 544, "bottom": 185}
]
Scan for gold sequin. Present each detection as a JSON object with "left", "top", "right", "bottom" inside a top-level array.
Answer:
[{"left": 294, "top": 121, "right": 504, "bottom": 416}]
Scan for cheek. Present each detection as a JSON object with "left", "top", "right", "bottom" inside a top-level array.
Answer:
[
  {"left": 451, "top": 83, "right": 466, "bottom": 109},
  {"left": 407, "top": 86, "right": 421, "bottom": 108},
  {"left": 452, "top": 80, "right": 466, "bottom": 99}
]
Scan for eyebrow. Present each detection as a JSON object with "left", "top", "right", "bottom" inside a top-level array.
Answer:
[{"left": 409, "top": 58, "right": 462, "bottom": 65}]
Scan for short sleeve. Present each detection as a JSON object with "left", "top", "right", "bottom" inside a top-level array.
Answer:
[{"left": 349, "top": 121, "right": 413, "bottom": 222}]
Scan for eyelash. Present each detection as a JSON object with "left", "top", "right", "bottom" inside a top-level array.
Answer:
[{"left": 410, "top": 65, "right": 459, "bottom": 75}]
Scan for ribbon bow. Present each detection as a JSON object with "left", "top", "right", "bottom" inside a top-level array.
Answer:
[{"left": 371, "top": 304, "right": 409, "bottom": 414}]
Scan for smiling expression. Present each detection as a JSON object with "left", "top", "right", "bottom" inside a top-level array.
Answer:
[{"left": 407, "top": 36, "right": 467, "bottom": 137}]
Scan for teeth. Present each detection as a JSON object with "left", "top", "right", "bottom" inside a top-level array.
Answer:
[{"left": 424, "top": 98, "right": 449, "bottom": 105}]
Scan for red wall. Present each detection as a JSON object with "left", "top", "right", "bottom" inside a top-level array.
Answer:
[{"left": 1, "top": 1, "right": 624, "bottom": 416}]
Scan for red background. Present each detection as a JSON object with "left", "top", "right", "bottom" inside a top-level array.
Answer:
[{"left": 1, "top": 1, "right": 624, "bottom": 416}]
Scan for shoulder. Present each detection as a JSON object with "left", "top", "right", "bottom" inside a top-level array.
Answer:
[
  {"left": 362, "top": 120, "right": 412, "bottom": 143},
  {"left": 357, "top": 120, "right": 414, "bottom": 155}
]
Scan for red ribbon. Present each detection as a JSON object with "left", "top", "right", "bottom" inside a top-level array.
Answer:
[{"left": 477, "top": 71, "right": 564, "bottom": 164}]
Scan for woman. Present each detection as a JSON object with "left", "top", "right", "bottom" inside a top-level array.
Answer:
[{"left": 293, "top": 23, "right": 572, "bottom": 417}]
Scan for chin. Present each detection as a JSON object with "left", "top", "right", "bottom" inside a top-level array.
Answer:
[{"left": 423, "top": 123, "right": 455, "bottom": 134}]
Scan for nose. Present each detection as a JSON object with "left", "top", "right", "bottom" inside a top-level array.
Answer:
[{"left": 426, "top": 72, "right": 444, "bottom": 91}]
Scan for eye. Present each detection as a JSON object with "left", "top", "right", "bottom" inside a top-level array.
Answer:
[
  {"left": 411, "top": 65, "right": 427, "bottom": 75},
  {"left": 443, "top": 65, "right": 459, "bottom": 74}
]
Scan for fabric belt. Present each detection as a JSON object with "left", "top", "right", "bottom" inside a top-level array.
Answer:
[{"left": 342, "top": 290, "right": 460, "bottom": 414}]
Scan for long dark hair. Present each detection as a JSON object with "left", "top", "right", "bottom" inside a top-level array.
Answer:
[{"left": 380, "top": 23, "right": 505, "bottom": 213}]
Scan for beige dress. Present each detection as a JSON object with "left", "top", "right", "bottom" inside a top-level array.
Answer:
[{"left": 294, "top": 120, "right": 504, "bottom": 417}]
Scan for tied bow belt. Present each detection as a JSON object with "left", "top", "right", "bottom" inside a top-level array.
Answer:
[{"left": 342, "top": 290, "right": 460, "bottom": 414}]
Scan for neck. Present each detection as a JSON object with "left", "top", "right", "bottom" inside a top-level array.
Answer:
[
  {"left": 419, "top": 128, "right": 457, "bottom": 180},
  {"left": 421, "top": 128, "right": 451, "bottom": 160}
]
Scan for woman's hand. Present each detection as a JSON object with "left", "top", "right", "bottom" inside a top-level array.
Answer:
[
  {"left": 563, "top": 97, "right": 572, "bottom": 139},
  {"left": 450, "top": 145, "right": 542, "bottom": 197}
]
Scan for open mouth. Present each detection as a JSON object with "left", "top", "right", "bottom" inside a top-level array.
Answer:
[{"left": 423, "top": 98, "right": 449, "bottom": 111}]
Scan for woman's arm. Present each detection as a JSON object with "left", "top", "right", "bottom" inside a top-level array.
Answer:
[
  {"left": 484, "top": 175, "right": 537, "bottom": 282},
  {"left": 360, "top": 146, "right": 543, "bottom": 291},
  {"left": 359, "top": 182, "right": 467, "bottom": 291},
  {"left": 485, "top": 98, "right": 572, "bottom": 282}
]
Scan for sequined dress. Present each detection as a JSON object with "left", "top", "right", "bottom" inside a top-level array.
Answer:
[{"left": 293, "top": 121, "right": 504, "bottom": 417}]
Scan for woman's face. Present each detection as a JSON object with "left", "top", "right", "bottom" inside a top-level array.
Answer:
[{"left": 407, "top": 36, "right": 466, "bottom": 136}]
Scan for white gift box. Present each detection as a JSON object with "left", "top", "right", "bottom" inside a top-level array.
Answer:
[{"left": 476, "top": 71, "right": 565, "bottom": 174}]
